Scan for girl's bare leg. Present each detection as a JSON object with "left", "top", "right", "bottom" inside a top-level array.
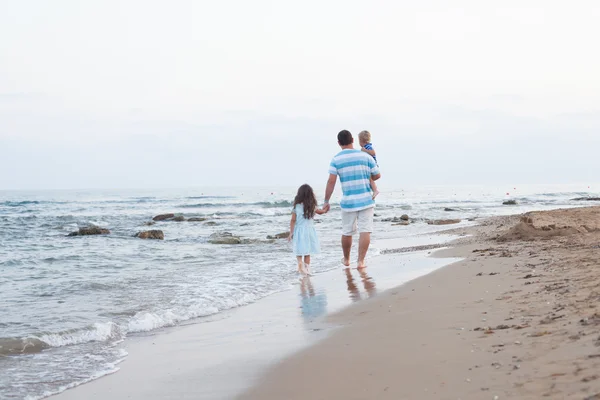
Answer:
[
  {"left": 296, "top": 256, "right": 305, "bottom": 274},
  {"left": 303, "top": 255, "right": 312, "bottom": 275}
]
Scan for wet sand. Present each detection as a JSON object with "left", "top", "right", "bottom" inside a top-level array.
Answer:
[{"left": 240, "top": 207, "right": 600, "bottom": 399}]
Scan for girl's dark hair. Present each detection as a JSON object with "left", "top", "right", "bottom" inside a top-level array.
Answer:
[{"left": 293, "top": 184, "right": 317, "bottom": 219}]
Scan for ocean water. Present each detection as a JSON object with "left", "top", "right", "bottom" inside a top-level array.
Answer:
[{"left": 0, "top": 184, "right": 597, "bottom": 399}]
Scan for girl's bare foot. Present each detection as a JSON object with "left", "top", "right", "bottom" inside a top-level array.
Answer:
[
  {"left": 305, "top": 263, "right": 313, "bottom": 276},
  {"left": 372, "top": 190, "right": 380, "bottom": 200},
  {"left": 341, "top": 258, "right": 351, "bottom": 268},
  {"left": 298, "top": 261, "right": 305, "bottom": 274}
]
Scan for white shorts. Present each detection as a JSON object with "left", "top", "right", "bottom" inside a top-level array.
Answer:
[{"left": 341, "top": 207, "right": 375, "bottom": 236}]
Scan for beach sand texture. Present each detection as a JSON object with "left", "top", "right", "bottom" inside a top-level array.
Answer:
[{"left": 240, "top": 207, "right": 600, "bottom": 399}]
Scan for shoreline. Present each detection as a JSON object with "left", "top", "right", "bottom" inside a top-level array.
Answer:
[
  {"left": 49, "top": 232, "right": 461, "bottom": 400},
  {"left": 240, "top": 207, "right": 600, "bottom": 399}
]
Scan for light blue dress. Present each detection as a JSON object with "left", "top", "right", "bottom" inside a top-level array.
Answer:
[{"left": 292, "top": 204, "right": 321, "bottom": 256}]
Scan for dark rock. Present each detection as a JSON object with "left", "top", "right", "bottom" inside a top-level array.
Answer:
[
  {"left": 135, "top": 230, "right": 164, "bottom": 240},
  {"left": 400, "top": 214, "right": 409, "bottom": 221},
  {"left": 204, "top": 221, "right": 218, "bottom": 226},
  {"left": 503, "top": 200, "right": 517, "bottom": 205},
  {"left": 267, "top": 232, "right": 289, "bottom": 239},
  {"left": 187, "top": 217, "right": 207, "bottom": 222},
  {"left": 444, "top": 208, "right": 457, "bottom": 212},
  {"left": 153, "top": 213, "right": 175, "bottom": 221},
  {"left": 572, "top": 197, "right": 600, "bottom": 201},
  {"left": 144, "top": 221, "right": 156, "bottom": 226},
  {"left": 173, "top": 216, "right": 185, "bottom": 222},
  {"left": 427, "top": 219, "right": 461, "bottom": 225},
  {"left": 68, "top": 227, "right": 110, "bottom": 236},
  {"left": 209, "top": 232, "right": 242, "bottom": 245}
]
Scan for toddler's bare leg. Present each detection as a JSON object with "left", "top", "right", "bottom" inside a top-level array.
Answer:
[{"left": 371, "top": 177, "right": 380, "bottom": 200}]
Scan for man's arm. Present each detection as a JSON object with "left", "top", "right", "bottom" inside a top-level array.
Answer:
[
  {"left": 324, "top": 173, "right": 337, "bottom": 211},
  {"left": 372, "top": 173, "right": 381, "bottom": 181}
]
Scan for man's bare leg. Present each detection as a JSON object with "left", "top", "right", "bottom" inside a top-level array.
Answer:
[
  {"left": 341, "top": 235, "right": 352, "bottom": 267},
  {"left": 357, "top": 232, "right": 371, "bottom": 269}
]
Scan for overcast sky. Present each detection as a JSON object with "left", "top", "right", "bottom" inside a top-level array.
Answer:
[{"left": 1, "top": 1, "right": 600, "bottom": 190}]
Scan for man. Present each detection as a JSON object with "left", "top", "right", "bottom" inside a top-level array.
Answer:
[{"left": 323, "top": 130, "right": 381, "bottom": 269}]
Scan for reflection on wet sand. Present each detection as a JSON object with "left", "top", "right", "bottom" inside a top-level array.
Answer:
[
  {"left": 344, "top": 269, "right": 377, "bottom": 302},
  {"left": 299, "top": 277, "right": 328, "bottom": 322}
]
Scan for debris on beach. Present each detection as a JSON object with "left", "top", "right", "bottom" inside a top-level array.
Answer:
[{"left": 427, "top": 219, "right": 461, "bottom": 225}]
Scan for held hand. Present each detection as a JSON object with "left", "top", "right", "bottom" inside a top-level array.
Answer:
[{"left": 323, "top": 203, "right": 331, "bottom": 213}]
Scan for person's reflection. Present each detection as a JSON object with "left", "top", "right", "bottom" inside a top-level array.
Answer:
[
  {"left": 299, "top": 276, "right": 328, "bottom": 323},
  {"left": 358, "top": 269, "right": 377, "bottom": 298},
  {"left": 345, "top": 268, "right": 377, "bottom": 302}
]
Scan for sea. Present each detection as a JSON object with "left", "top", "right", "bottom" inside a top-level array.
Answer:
[{"left": 0, "top": 183, "right": 597, "bottom": 399}]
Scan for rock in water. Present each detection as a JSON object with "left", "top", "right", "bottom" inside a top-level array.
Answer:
[
  {"left": 209, "top": 232, "right": 242, "bottom": 245},
  {"left": 572, "top": 197, "right": 600, "bottom": 201},
  {"left": 427, "top": 219, "right": 461, "bottom": 225},
  {"left": 267, "top": 232, "right": 290, "bottom": 239},
  {"left": 503, "top": 200, "right": 517, "bottom": 205},
  {"left": 188, "top": 217, "right": 207, "bottom": 222},
  {"left": 173, "top": 216, "right": 185, "bottom": 222},
  {"left": 153, "top": 213, "right": 175, "bottom": 221},
  {"left": 444, "top": 208, "right": 457, "bottom": 212},
  {"left": 400, "top": 214, "right": 410, "bottom": 221},
  {"left": 135, "top": 230, "right": 164, "bottom": 240},
  {"left": 204, "top": 221, "right": 218, "bottom": 226},
  {"left": 68, "top": 227, "right": 110, "bottom": 236}
]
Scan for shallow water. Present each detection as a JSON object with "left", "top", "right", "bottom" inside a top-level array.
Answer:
[{"left": 0, "top": 184, "right": 597, "bottom": 399}]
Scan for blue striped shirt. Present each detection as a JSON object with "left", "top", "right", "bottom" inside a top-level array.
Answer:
[{"left": 328, "top": 149, "right": 380, "bottom": 211}]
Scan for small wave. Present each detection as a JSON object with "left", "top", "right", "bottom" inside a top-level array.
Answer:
[
  {"left": 180, "top": 200, "right": 293, "bottom": 209},
  {"left": 31, "top": 322, "right": 123, "bottom": 349},
  {"left": 1, "top": 201, "right": 66, "bottom": 207},
  {"left": 185, "top": 196, "right": 236, "bottom": 199},
  {"left": 22, "top": 349, "right": 128, "bottom": 400}
]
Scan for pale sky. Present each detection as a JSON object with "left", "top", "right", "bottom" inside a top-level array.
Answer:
[{"left": 1, "top": 1, "right": 600, "bottom": 190}]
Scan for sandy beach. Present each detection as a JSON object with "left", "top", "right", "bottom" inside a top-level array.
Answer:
[
  {"left": 241, "top": 207, "right": 600, "bottom": 399},
  {"left": 50, "top": 206, "right": 600, "bottom": 400}
]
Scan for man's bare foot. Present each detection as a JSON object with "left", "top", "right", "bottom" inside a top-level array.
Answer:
[
  {"left": 372, "top": 190, "right": 380, "bottom": 200},
  {"left": 341, "top": 258, "right": 351, "bottom": 268},
  {"left": 357, "top": 260, "right": 367, "bottom": 269}
]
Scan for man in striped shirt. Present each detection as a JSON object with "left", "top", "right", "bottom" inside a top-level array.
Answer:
[{"left": 323, "top": 130, "right": 381, "bottom": 269}]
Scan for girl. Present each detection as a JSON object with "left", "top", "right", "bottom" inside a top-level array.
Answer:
[{"left": 288, "top": 184, "right": 326, "bottom": 275}]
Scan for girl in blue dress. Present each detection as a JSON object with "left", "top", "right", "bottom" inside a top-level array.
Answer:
[{"left": 287, "top": 184, "right": 326, "bottom": 275}]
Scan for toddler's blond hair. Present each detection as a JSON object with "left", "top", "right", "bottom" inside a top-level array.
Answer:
[{"left": 358, "top": 130, "right": 371, "bottom": 143}]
